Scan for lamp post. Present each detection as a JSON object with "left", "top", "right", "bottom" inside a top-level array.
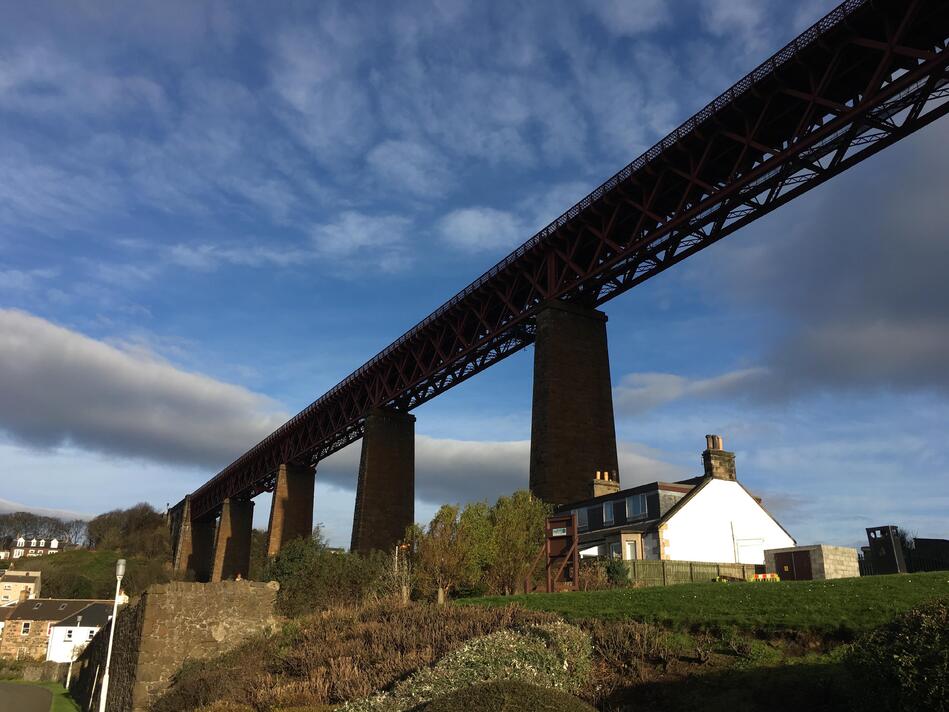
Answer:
[{"left": 98, "top": 558, "right": 125, "bottom": 712}]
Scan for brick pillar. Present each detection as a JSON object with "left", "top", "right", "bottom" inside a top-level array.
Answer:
[
  {"left": 172, "top": 496, "right": 216, "bottom": 582},
  {"left": 266, "top": 462, "right": 316, "bottom": 557},
  {"left": 529, "top": 300, "right": 619, "bottom": 505},
  {"left": 351, "top": 408, "right": 415, "bottom": 553},
  {"left": 211, "top": 498, "right": 254, "bottom": 582}
]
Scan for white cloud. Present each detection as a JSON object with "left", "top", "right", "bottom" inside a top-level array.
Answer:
[
  {"left": 437, "top": 207, "right": 525, "bottom": 253},
  {"left": 317, "top": 434, "right": 683, "bottom": 507},
  {"left": 311, "top": 211, "right": 412, "bottom": 272},
  {"left": 367, "top": 139, "right": 454, "bottom": 197},
  {"left": 613, "top": 368, "right": 768, "bottom": 416},
  {"left": 584, "top": 0, "right": 670, "bottom": 36},
  {"left": 0, "top": 309, "right": 287, "bottom": 468}
]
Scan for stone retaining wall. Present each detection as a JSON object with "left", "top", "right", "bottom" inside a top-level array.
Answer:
[{"left": 72, "top": 580, "right": 279, "bottom": 712}]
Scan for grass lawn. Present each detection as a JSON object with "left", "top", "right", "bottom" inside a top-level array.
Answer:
[
  {"left": 9, "top": 681, "right": 81, "bottom": 712},
  {"left": 13, "top": 548, "right": 168, "bottom": 598},
  {"left": 463, "top": 571, "right": 949, "bottom": 634}
]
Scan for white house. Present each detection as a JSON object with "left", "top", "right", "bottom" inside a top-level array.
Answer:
[
  {"left": 559, "top": 434, "right": 795, "bottom": 565},
  {"left": 45, "top": 602, "right": 112, "bottom": 663}
]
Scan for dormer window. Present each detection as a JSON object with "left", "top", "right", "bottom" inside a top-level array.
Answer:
[
  {"left": 16, "top": 538, "right": 24, "bottom": 547},
  {"left": 603, "top": 501, "right": 614, "bottom": 526},
  {"left": 33, "top": 602, "right": 42, "bottom": 610},
  {"left": 626, "top": 494, "right": 648, "bottom": 520},
  {"left": 30, "top": 539, "right": 37, "bottom": 547},
  {"left": 39, "top": 539, "right": 45, "bottom": 548},
  {"left": 50, "top": 539, "right": 58, "bottom": 549},
  {"left": 58, "top": 603, "right": 67, "bottom": 610},
  {"left": 576, "top": 508, "right": 589, "bottom": 531}
]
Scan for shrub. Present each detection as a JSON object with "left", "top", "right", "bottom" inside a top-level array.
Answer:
[
  {"left": 418, "top": 679, "right": 596, "bottom": 711},
  {"left": 262, "top": 537, "right": 391, "bottom": 616},
  {"left": 152, "top": 602, "right": 557, "bottom": 712},
  {"left": 844, "top": 598, "right": 949, "bottom": 712},
  {"left": 605, "top": 559, "right": 629, "bottom": 586},
  {"left": 342, "top": 621, "right": 592, "bottom": 712}
]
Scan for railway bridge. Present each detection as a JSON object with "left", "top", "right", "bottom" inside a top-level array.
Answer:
[{"left": 170, "top": 0, "right": 949, "bottom": 581}]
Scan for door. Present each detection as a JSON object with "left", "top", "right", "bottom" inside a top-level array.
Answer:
[
  {"left": 775, "top": 552, "right": 795, "bottom": 579},
  {"left": 791, "top": 550, "right": 813, "bottom": 580},
  {"left": 625, "top": 540, "right": 638, "bottom": 561}
]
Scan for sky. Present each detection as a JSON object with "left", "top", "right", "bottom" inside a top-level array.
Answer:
[{"left": 1, "top": 0, "right": 947, "bottom": 550}]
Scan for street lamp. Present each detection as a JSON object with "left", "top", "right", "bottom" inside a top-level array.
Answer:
[{"left": 98, "top": 558, "right": 125, "bottom": 712}]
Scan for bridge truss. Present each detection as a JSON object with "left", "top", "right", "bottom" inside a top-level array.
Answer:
[{"left": 184, "top": 0, "right": 949, "bottom": 521}]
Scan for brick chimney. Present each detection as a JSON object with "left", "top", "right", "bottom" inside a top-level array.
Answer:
[
  {"left": 702, "top": 434, "right": 736, "bottom": 480},
  {"left": 591, "top": 470, "right": 620, "bottom": 497},
  {"left": 17, "top": 588, "right": 28, "bottom": 604}
]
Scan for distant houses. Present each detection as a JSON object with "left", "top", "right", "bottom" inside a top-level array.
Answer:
[
  {"left": 0, "top": 569, "right": 41, "bottom": 604},
  {"left": 0, "top": 535, "right": 74, "bottom": 561},
  {"left": 0, "top": 598, "right": 112, "bottom": 662},
  {"left": 556, "top": 434, "right": 795, "bottom": 565}
]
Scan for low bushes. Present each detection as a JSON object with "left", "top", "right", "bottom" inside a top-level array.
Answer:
[
  {"left": 419, "top": 679, "right": 596, "bottom": 712},
  {"left": 844, "top": 598, "right": 949, "bottom": 712},
  {"left": 152, "top": 602, "right": 557, "bottom": 711},
  {"left": 342, "top": 622, "right": 592, "bottom": 711},
  {"left": 261, "top": 537, "right": 391, "bottom": 616}
]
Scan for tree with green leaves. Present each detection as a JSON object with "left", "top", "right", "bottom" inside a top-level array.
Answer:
[{"left": 487, "top": 491, "right": 551, "bottom": 596}]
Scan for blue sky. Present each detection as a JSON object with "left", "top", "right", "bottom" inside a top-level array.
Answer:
[{"left": 1, "top": 0, "right": 947, "bottom": 549}]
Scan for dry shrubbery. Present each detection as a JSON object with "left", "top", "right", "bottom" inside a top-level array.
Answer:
[{"left": 152, "top": 602, "right": 556, "bottom": 712}]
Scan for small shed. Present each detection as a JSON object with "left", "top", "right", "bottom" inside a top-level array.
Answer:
[{"left": 764, "top": 544, "right": 859, "bottom": 580}]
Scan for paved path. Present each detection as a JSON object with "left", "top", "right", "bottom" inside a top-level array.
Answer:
[{"left": 0, "top": 681, "right": 52, "bottom": 712}]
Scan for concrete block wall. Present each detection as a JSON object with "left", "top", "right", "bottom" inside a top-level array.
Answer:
[
  {"left": 814, "top": 545, "right": 860, "bottom": 579},
  {"left": 73, "top": 580, "right": 279, "bottom": 712}
]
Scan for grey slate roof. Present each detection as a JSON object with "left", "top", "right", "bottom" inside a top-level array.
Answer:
[
  {"left": 7, "top": 599, "right": 110, "bottom": 622},
  {"left": 53, "top": 602, "right": 112, "bottom": 628}
]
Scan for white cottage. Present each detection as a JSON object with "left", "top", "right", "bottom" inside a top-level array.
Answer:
[
  {"left": 45, "top": 602, "right": 112, "bottom": 663},
  {"left": 558, "top": 434, "right": 795, "bottom": 565}
]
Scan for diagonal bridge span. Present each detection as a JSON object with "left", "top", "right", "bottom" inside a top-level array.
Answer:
[{"left": 180, "top": 0, "right": 949, "bottom": 523}]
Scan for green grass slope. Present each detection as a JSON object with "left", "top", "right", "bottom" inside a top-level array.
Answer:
[
  {"left": 10, "top": 549, "right": 169, "bottom": 599},
  {"left": 464, "top": 572, "right": 949, "bottom": 634}
]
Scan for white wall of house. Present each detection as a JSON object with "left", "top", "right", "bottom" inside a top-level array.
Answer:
[
  {"left": 660, "top": 479, "right": 794, "bottom": 564},
  {"left": 46, "top": 625, "right": 98, "bottom": 663}
]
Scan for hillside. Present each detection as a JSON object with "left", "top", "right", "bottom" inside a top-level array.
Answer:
[{"left": 9, "top": 550, "right": 169, "bottom": 599}]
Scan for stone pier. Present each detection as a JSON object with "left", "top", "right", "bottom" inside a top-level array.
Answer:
[
  {"left": 529, "top": 300, "right": 619, "bottom": 504},
  {"left": 266, "top": 462, "right": 316, "bottom": 557},
  {"left": 350, "top": 408, "right": 415, "bottom": 553},
  {"left": 172, "top": 496, "right": 216, "bottom": 583},
  {"left": 210, "top": 498, "right": 254, "bottom": 582}
]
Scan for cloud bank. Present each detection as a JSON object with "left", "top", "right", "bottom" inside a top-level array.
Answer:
[{"left": 0, "top": 309, "right": 287, "bottom": 468}]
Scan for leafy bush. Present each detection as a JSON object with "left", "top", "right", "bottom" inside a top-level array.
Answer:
[
  {"left": 21, "top": 549, "right": 169, "bottom": 598},
  {"left": 418, "top": 679, "right": 596, "bottom": 712},
  {"left": 342, "top": 621, "right": 592, "bottom": 711},
  {"left": 152, "top": 601, "right": 557, "bottom": 711},
  {"left": 844, "top": 598, "right": 949, "bottom": 712},
  {"left": 262, "top": 536, "right": 391, "bottom": 616},
  {"left": 605, "top": 559, "right": 629, "bottom": 586}
]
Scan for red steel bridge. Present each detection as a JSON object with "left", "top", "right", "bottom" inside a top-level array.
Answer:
[{"left": 180, "top": 0, "right": 949, "bottom": 522}]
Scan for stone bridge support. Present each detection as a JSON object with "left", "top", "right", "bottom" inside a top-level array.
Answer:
[
  {"left": 530, "top": 300, "right": 619, "bottom": 504},
  {"left": 350, "top": 408, "right": 415, "bottom": 553},
  {"left": 211, "top": 498, "right": 254, "bottom": 582},
  {"left": 172, "top": 496, "right": 216, "bottom": 583},
  {"left": 266, "top": 462, "right": 316, "bottom": 558}
]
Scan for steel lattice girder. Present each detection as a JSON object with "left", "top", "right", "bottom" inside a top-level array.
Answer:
[{"left": 182, "top": 0, "right": 949, "bottom": 522}]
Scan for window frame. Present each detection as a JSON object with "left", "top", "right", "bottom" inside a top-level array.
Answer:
[
  {"left": 21, "top": 622, "right": 30, "bottom": 635},
  {"left": 576, "top": 508, "right": 589, "bottom": 531},
  {"left": 626, "top": 493, "right": 648, "bottom": 520},
  {"left": 603, "top": 501, "right": 614, "bottom": 526}
]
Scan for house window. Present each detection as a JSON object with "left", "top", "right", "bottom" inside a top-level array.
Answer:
[
  {"left": 30, "top": 539, "right": 37, "bottom": 547},
  {"left": 3, "top": 585, "right": 9, "bottom": 590},
  {"left": 626, "top": 494, "right": 648, "bottom": 520},
  {"left": 58, "top": 604, "right": 67, "bottom": 610},
  {"left": 16, "top": 538, "right": 25, "bottom": 547},
  {"left": 603, "top": 501, "right": 614, "bottom": 526},
  {"left": 33, "top": 603, "right": 42, "bottom": 610},
  {"left": 88, "top": 629, "right": 96, "bottom": 640},
  {"left": 21, "top": 622, "right": 30, "bottom": 635},
  {"left": 65, "top": 630, "right": 73, "bottom": 641},
  {"left": 609, "top": 542, "right": 622, "bottom": 559},
  {"left": 576, "top": 508, "right": 588, "bottom": 531}
]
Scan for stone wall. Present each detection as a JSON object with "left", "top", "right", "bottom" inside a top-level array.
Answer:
[
  {"left": 72, "top": 580, "right": 279, "bottom": 712},
  {"left": 813, "top": 545, "right": 860, "bottom": 579},
  {"left": 764, "top": 544, "right": 860, "bottom": 580}
]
